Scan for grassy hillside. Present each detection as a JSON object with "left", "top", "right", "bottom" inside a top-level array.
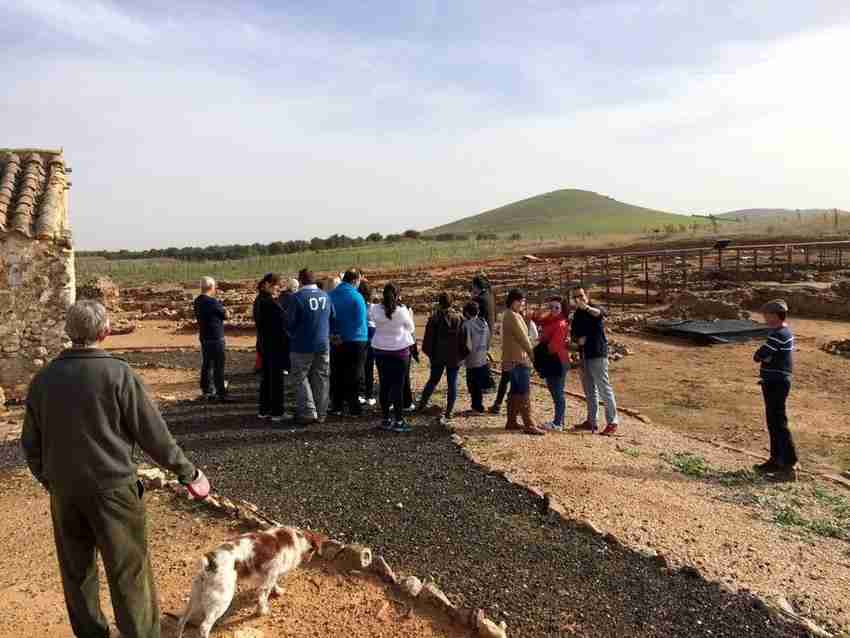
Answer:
[{"left": 428, "top": 189, "right": 702, "bottom": 237}]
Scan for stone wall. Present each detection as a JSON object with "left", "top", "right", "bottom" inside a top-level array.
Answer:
[{"left": 0, "top": 234, "right": 75, "bottom": 398}]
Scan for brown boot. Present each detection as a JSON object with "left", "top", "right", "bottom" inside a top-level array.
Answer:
[
  {"left": 505, "top": 395, "right": 521, "bottom": 430},
  {"left": 519, "top": 395, "right": 546, "bottom": 436}
]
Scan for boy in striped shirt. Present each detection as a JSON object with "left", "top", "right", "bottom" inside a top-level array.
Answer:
[{"left": 752, "top": 299, "right": 798, "bottom": 481}]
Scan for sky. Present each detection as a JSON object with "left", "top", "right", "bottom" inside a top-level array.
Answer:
[{"left": 2, "top": 1, "right": 849, "bottom": 250}]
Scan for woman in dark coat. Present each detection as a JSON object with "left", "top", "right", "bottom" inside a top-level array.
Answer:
[{"left": 254, "top": 273, "right": 287, "bottom": 420}]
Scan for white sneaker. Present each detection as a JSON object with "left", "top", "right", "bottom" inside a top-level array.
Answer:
[
  {"left": 542, "top": 421, "right": 563, "bottom": 431},
  {"left": 367, "top": 398, "right": 377, "bottom": 407},
  {"left": 270, "top": 416, "right": 284, "bottom": 423},
  {"left": 358, "top": 396, "right": 367, "bottom": 405},
  {"left": 258, "top": 413, "right": 270, "bottom": 420}
]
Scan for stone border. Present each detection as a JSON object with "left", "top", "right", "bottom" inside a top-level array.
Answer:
[
  {"left": 137, "top": 467, "right": 509, "bottom": 638},
  {"left": 445, "top": 433, "right": 835, "bottom": 638}
]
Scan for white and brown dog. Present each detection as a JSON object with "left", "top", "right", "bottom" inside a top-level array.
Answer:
[{"left": 176, "top": 526, "right": 327, "bottom": 638}]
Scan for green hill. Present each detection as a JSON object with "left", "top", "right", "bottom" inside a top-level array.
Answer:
[{"left": 428, "top": 189, "right": 700, "bottom": 237}]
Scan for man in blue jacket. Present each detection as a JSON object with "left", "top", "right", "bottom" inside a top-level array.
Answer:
[
  {"left": 193, "top": 276, "right": 231, "bottom": 402},
  {"left": 286, "top": 268, "right": 335, "bottom": 425},
  {"left": 329, "top": 268, "right": 369, "bottom": 417}
]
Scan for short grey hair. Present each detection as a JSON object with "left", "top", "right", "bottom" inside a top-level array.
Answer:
[
  {"left": 66, "top": 300, "right": 110, "bottom": 347},
  {"left": 287, "top": 278, "right": 299, "bottom": 292},
  {"left": 200, "top": 276, "right": 216, "bottom": 292}
]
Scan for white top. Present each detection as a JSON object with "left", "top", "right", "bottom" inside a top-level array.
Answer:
[
  {"left": 366, "top": 302, "right": 377, "bottom": 329},
  {"left": 370, "top": 303, "right": 415, "bottom": 351}
]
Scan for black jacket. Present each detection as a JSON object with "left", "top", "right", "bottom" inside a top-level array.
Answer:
[
  {"left": 193, "top": 294, "right": 226, "bottom": 341},
  {"left": 256, "top": 293, "right": 290, "bottom": 368},
  {"left": 422, "top": 308, "right": 471, "bottom": 368},
  {"left": 571, "top": 305, "right": 609, "bottom": 360}
]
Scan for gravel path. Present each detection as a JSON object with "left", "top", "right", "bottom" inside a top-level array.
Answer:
[{"left": 138, "top": 350, "right": 806, "bottom": 638}]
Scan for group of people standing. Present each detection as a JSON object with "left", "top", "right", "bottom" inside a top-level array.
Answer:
[{"left": 193, "top": 268, "right": 625, "bottom": 436}]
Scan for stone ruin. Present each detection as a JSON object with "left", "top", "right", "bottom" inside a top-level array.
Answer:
[
  {"left": 76, "top": 276, "right": 120, "bottom": 310},
  {"left": 0, "top": 149, "right": 75, "bottom": 398}
]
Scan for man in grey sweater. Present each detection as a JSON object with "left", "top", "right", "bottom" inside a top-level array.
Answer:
[{"left": 22, "top": 300, "right": 210, "bottom": 638}]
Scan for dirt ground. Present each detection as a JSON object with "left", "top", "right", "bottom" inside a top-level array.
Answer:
[
  {"left": 0, "top": 470, "right": 464, "bottom": 638},
  {"left": 604, "top": 316, "right": 850, "bottom": 471}
]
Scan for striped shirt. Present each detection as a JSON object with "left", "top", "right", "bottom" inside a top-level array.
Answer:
[{"left": 754, "top": 325, "right": 794, "bottom": 378}]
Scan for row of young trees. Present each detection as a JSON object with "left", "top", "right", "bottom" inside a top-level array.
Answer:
[{"left": 79, "top": 229, "right": 515, "bottom": 262}]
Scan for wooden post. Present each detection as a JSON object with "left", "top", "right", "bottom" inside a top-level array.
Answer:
[
  {"left": 786, "top": 245, "right": 793, "bottom": 280},
  {"left": 605, "top": 254, "right": 611, "bottom": 298},
  {"left": 682, "top": 255, "right": 688, "bottom": 290},
  {"left": 620, "top": 254, "right": 626, "bottom": 297},
  {"left": 753, "top": 248, "right": 758, "bottom": 275},
  {"left": 699, "top": 249, "right": 704, "bottom": 277},
  {"left": 771, "top": 246, "right": 776, "bottom": 276},
  {"left": 660, "top": 255, "right": 666, "bottom": 297},
  {"left": 736, "top": 249, "right": 741, "bottom": 281},
  {"left": 644, "top": 256, "right": 650, "bottom": 305},
  {"left": 804, "top": 247, "right": 810, "bottom": 267}
]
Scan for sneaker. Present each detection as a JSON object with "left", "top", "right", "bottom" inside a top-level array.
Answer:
[
  {"left": 200, "top": 393, "right": 216, "bottom": 401},
  {"left": 328, "top": 408, "right": 343, "bottom": 418},
  {"left": 377, "top": 418, "right": 394, "bottom": 431},
  {"left": 488, "top": 404, "right": 501, "bottom": 415},
  {"left": 358, "top": 396, "right": 367, "bottom": 405},
  {"left": 542, "top": 421, "right": 564, "bottom": 432},
  {"left": 367, "top": 398, "right": 377, "bottom": 407},
  {"left": 600, "top": 423, "right": 618, "bottom": 436},
  {"left": 574, "top": 421, "right": 597, "bottom": 432},
  {"left": 392, "top": 419, "right": 412, "bottom": 433},
  {"left": 270, "top": 416, "right": 285, "bottom": 423},
  {"left": 404, "top": 404, "right": 417, "bottom": 413},
  {"left": 438, "top": 415, "right": 452, "bottom": 428},
  {"left": 257, "top": 413, "right": 270, "bottom": 420}
]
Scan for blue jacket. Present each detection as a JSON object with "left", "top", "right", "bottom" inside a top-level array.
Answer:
[
  {"left": 329, "top": 282, "right": 368, "bottom": 343},
  {"left": 286, "top": 285, "right": 334, "bottom": 354},
  {"left": 193, "top": 294, "right": 226, "bottom": 342}
]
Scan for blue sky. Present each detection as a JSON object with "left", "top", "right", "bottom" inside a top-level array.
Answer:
[{"left": 2, "top": 1, "right": 849, "bottom": 249}]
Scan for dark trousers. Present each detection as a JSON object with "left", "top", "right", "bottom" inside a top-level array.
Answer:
[
  {"left": 376, "top": 354, "right": 407, "bottom": 421},
  {"left": 419, "top": 364, "right": 460, "bottom": 417},
  {"left": 403, "top": 357, "right": 414, "bottom": 408},
  {"left": 259, "top": 354, "right": 285, "bottom": 417},
  {"left": 466, "top": 365, "right": 489, "bottom": 412},
  {"left": 200, "top": 339, "right": 226, "bottom": 396},
  {"left": 492, "top": 370, "right": 511, "bottom": 407},
  {"left": 50, "top": 481, "right": 159, "bottom": 638},
  {"left": 761, "top": 376, "right": 798, "bottom": 467},
  {"left": 361, "top": 344, "right": 376, "bottom": 400},
  {"left": 332, "top": 342, "right": 368, "bottom": 414}
]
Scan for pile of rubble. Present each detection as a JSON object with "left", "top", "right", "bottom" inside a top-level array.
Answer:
[
  {"left": 822, "top": 339, "right": 850, "bottom": 358},
  {"left": 76, "top": 276, "right": 120, "bottom": 310},
  {"left": 608, "top": 340, "right": 633, "bottom": 361},
  {"left": 663, "top": 291, "right": 751, "bottom": 321}
]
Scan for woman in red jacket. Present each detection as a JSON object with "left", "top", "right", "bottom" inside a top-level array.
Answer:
[{"left": 531, "top": 296, "right": 570, "bottom": 431}]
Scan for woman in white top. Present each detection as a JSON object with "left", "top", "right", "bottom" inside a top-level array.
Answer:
[{"left": 370, "top": 283, "right": 415, "bottom": 432}]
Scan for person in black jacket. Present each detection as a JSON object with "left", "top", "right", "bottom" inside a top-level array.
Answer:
[
  {"left": 193, "top": 276, "right": 230, "bottom": 402},
  {"left": 254, "top": 273, "right": 289, "bottom": 421},
  {"left": 417, "top": 292, "right": 471, "bottom": 426}
]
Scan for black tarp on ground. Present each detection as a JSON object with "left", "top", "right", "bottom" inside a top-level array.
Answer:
[{"left": 649, "top": 319, "right": 771, "bottom": 344}]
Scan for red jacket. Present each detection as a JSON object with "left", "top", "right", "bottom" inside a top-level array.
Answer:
[{"left": 533, "top": 312, "right": 570, "bottom": 364}]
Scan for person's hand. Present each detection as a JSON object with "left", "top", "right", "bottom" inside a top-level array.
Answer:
[{"left": 186, "top": 469, "right": 210, "bottom": 500}]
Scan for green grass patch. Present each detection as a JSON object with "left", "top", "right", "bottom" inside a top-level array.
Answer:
[
  {"left": 664, "top": 452, "right": 711, "bottom": 478},
  {"left": 619, "top": 447, "right": 641, "bottom": 459},
  {"left": 76, "top": 239, "right": 520, "bottom": 286},
  {"left": 773, "top": 506, "right": 808, "bottom": 528}
]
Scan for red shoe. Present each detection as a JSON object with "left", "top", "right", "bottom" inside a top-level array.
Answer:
[{"left": 600, "top": 423, "right": 619, "bottom": 436}]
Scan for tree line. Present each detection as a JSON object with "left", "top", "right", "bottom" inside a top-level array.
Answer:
[{"left": 79, "top": 230, "right": 514, "bottom": 262}]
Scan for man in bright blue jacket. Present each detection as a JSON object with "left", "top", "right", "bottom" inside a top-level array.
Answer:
[
  {"left": 285, "top": 269, "right": 335, "bottom": 426},
  {"left": 329, "top": 268, "right": 369, "bottom": 417}
]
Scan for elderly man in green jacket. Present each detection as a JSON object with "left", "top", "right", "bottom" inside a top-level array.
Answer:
[{"left": 22, "top": 299, "right": 210, "bottom": 638}]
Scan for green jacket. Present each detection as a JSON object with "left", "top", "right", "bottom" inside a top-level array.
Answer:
[{"left": 22, "top": 349, "right": 196, "bottom": 491}]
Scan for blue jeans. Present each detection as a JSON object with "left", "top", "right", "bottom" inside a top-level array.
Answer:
[
  {"left": 545, "top": 371, "right": 567, "bottom": 427},
  {"left": 419, "top": 364, "right": 459, "bottom": 417},
  {"left": 581, "top": 357, "right": 618, "bottom": 427},
  {"left": 508, "top": 365, "right": 531, "bottom": 396}
]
